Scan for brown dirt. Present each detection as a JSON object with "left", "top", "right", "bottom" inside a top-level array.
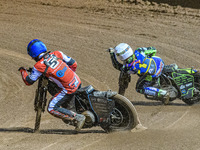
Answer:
[{"left": 0, "top": 0, "right": 200, "bottom": 149}]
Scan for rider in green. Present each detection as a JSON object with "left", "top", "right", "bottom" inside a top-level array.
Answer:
[{"left": 108, "top": 43, "right": 169, "bottom": 104}]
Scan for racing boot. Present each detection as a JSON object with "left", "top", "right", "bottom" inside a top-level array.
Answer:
[
  {"left": 158, "top": 89, "right": 170, "bottom": 105},
  {"left": 74, "top": 114, "right": 86, "bottom": 131},
  {"left": 143, "top": 87, "right": 169, "bottom": 104}
]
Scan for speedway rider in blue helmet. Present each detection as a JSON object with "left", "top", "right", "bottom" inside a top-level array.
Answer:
[
  {"left": 19, "top": 39, "right": 85, "bottom": 131},
  {"left": 27, "top": 39, "right": 47, "bottom": 60},
  {"left": 108, "top": 43, "right": 169, "bottom": 105}
]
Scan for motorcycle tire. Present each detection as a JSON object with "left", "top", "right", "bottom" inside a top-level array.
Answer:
[
  {"left": 182, "top": 72, "right": 200, "bottom": 105},
  {"left": 34, "top": 106, "right": 42, "bottom": 133},
  {"left": 34, "top": 88, "right": 45, "bottom": 133},
  {"left": 102, "top": 94, "right": 138, "bottom": 132}
]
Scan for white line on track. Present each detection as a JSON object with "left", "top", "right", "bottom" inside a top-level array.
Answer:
[
  {"left": 77, "top": 137, "right": 104, "bottom": 150},
  {"left": 41, "top": 142, "right": 58, "bottom": 150},
  {"left": 165, "top": 110, "right": 189, "bottom": 129}
]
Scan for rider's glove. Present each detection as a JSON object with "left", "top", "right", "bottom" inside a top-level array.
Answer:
[
  {"left": 107, "top": 48, "right": 115, "bottom": 53},
  {"left": 27, "top": 67, "right": 33, "bottom": 72},
  {"left": 18, "top": 67, "right": 26, "bottom": 72},
  {"left": 121, "top": 66, "right": 129, "bottom": 73},
  {"left": 121, "top": 63, "right": 133, "bottom": 73}
]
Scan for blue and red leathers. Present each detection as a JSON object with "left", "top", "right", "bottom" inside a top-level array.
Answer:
[{"left": 19, "top": 51, "right": 81, "bottom": 120}]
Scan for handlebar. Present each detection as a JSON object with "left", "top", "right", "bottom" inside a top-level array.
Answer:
[{"left": 27, "top": 67, "right": 33, "bottom": 72}]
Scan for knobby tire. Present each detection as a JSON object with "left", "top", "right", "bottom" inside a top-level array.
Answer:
[
  {"left": 34, "top": 106, "right": 42, "bottom": 133},
  {"left": 103, "top": 94, "right": 139, "bottom": 132}
]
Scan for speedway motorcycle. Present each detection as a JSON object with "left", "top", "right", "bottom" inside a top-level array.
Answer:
[
  {"left": 32, "top": 69, "right": 139, "bottom": 133},
  {"left": 145, "top": 63, "right": 200, "bottom": 105}
]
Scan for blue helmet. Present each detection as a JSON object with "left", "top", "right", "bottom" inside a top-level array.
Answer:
[{"left": 27, "top": 39, "right": 47, "bottom": 58}]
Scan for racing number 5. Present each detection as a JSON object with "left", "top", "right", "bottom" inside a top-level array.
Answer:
[
  {"left": 44, "top": 55, "right": 59, "bottom": 69},
  {"left": 48, "top": 57, "right": 59, "bottom": 69}
]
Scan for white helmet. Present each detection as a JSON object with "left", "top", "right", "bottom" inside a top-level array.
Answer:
[{"left": 114, "top": 43, "right": 133, "bottom": 61}]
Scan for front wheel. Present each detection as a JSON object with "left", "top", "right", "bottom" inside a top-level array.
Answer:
[
  {"left": 34, "top": 107, "right": 42, "bottom": 133},
  {"left": 101, "top": 94, "right": 139, "bottom": 132}
]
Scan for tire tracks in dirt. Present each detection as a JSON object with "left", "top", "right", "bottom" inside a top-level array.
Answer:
[{"left": 0, "top": 1, "right": 200, "bottom": 149}]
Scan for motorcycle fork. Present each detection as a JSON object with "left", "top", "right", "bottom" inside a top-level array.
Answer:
[
  {"left": 34, "top": 77, "right": 48, "bottom": 112},
  {"left": 34, "top": 77, "right": 48, "bottom": 132},
  {"left": 118, "top": 71, "right": 131, "bottom": 96}
]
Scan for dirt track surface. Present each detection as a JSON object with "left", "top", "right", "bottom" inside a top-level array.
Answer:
[{"left": 0, "top": 0, "right": 200, "bottom": 149}]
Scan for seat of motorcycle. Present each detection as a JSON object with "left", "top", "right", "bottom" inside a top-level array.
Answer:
[
  {"left": 163, "top": 63, "right": 178, "bottom": 73},
  {"left": 76, "top": 85, "right": 94, "bottom": 94}
]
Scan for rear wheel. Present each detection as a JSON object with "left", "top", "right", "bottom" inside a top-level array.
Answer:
[
  {"left": 182, "top": 82, "right": 200, "bottom": 105},
  {"left": 102, "top": 94, "right": 139, "bottom": 132},
  {"left": 182, "top": 72, "right": 200, "bottom": 105}
]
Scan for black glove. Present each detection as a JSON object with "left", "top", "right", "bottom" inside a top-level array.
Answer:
[
  {"left": 27, "top": 67, "right": 33, "bottom": 72},
  {"left": 18, "top": 67, "right": 26, "bottom": 71},
  {"left": 121, "top": 66, "right": 129, "bottom": 73},
  {"left": 107, "top": 48, "right": 115, "bottom": 53}
]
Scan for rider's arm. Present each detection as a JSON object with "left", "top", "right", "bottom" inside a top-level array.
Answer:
[
  {"left": 58, "top": 51, "right": 77, "bottom": 72},
  {"left": 109, "top": 52, "right": 123, "bottom": 71},
  {"left": 125, "top": 60, "right": 140, "bottom": 74},
  {"left": 19, "top": 67, "right": 42, "bottom": 85}
]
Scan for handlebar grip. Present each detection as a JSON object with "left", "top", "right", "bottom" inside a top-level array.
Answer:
[{"left": 27, "top": 67, "right": 33, "bottom": 72}]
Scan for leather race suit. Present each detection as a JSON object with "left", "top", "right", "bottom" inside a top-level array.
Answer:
[
  {"left": 110, "top": 47, "right": 166, "bottom": 98},
  {"left": 20, "top": 51, "right": 81, "bottom": 120}
]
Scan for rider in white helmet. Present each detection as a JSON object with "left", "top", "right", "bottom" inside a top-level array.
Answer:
[
  {"left": 115, "top": 43, "right": 134, "bottom": 61},
  {"left": 108, "top": 43, "right": 169, "bottom": 105}
]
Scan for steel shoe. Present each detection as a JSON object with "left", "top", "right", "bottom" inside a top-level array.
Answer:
[
  {"left": 163, "top": 92, "right": 170, "bottom": 105},
  {"left": 74, "top": 114, "right": 86, "bottom": 131}
]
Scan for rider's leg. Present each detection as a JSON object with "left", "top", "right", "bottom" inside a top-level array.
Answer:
[
  {"left": 136, "top": 75, "right": 169, "bottom": 104},
  {"left": 47, "top": 90, "right": 85, "bottom": 131},
  {"left": 143, "top": 87, "right": 170, "bottom": 105},
  {"left": 136, "top": 74, "right": 149, "bottom": 94}
]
